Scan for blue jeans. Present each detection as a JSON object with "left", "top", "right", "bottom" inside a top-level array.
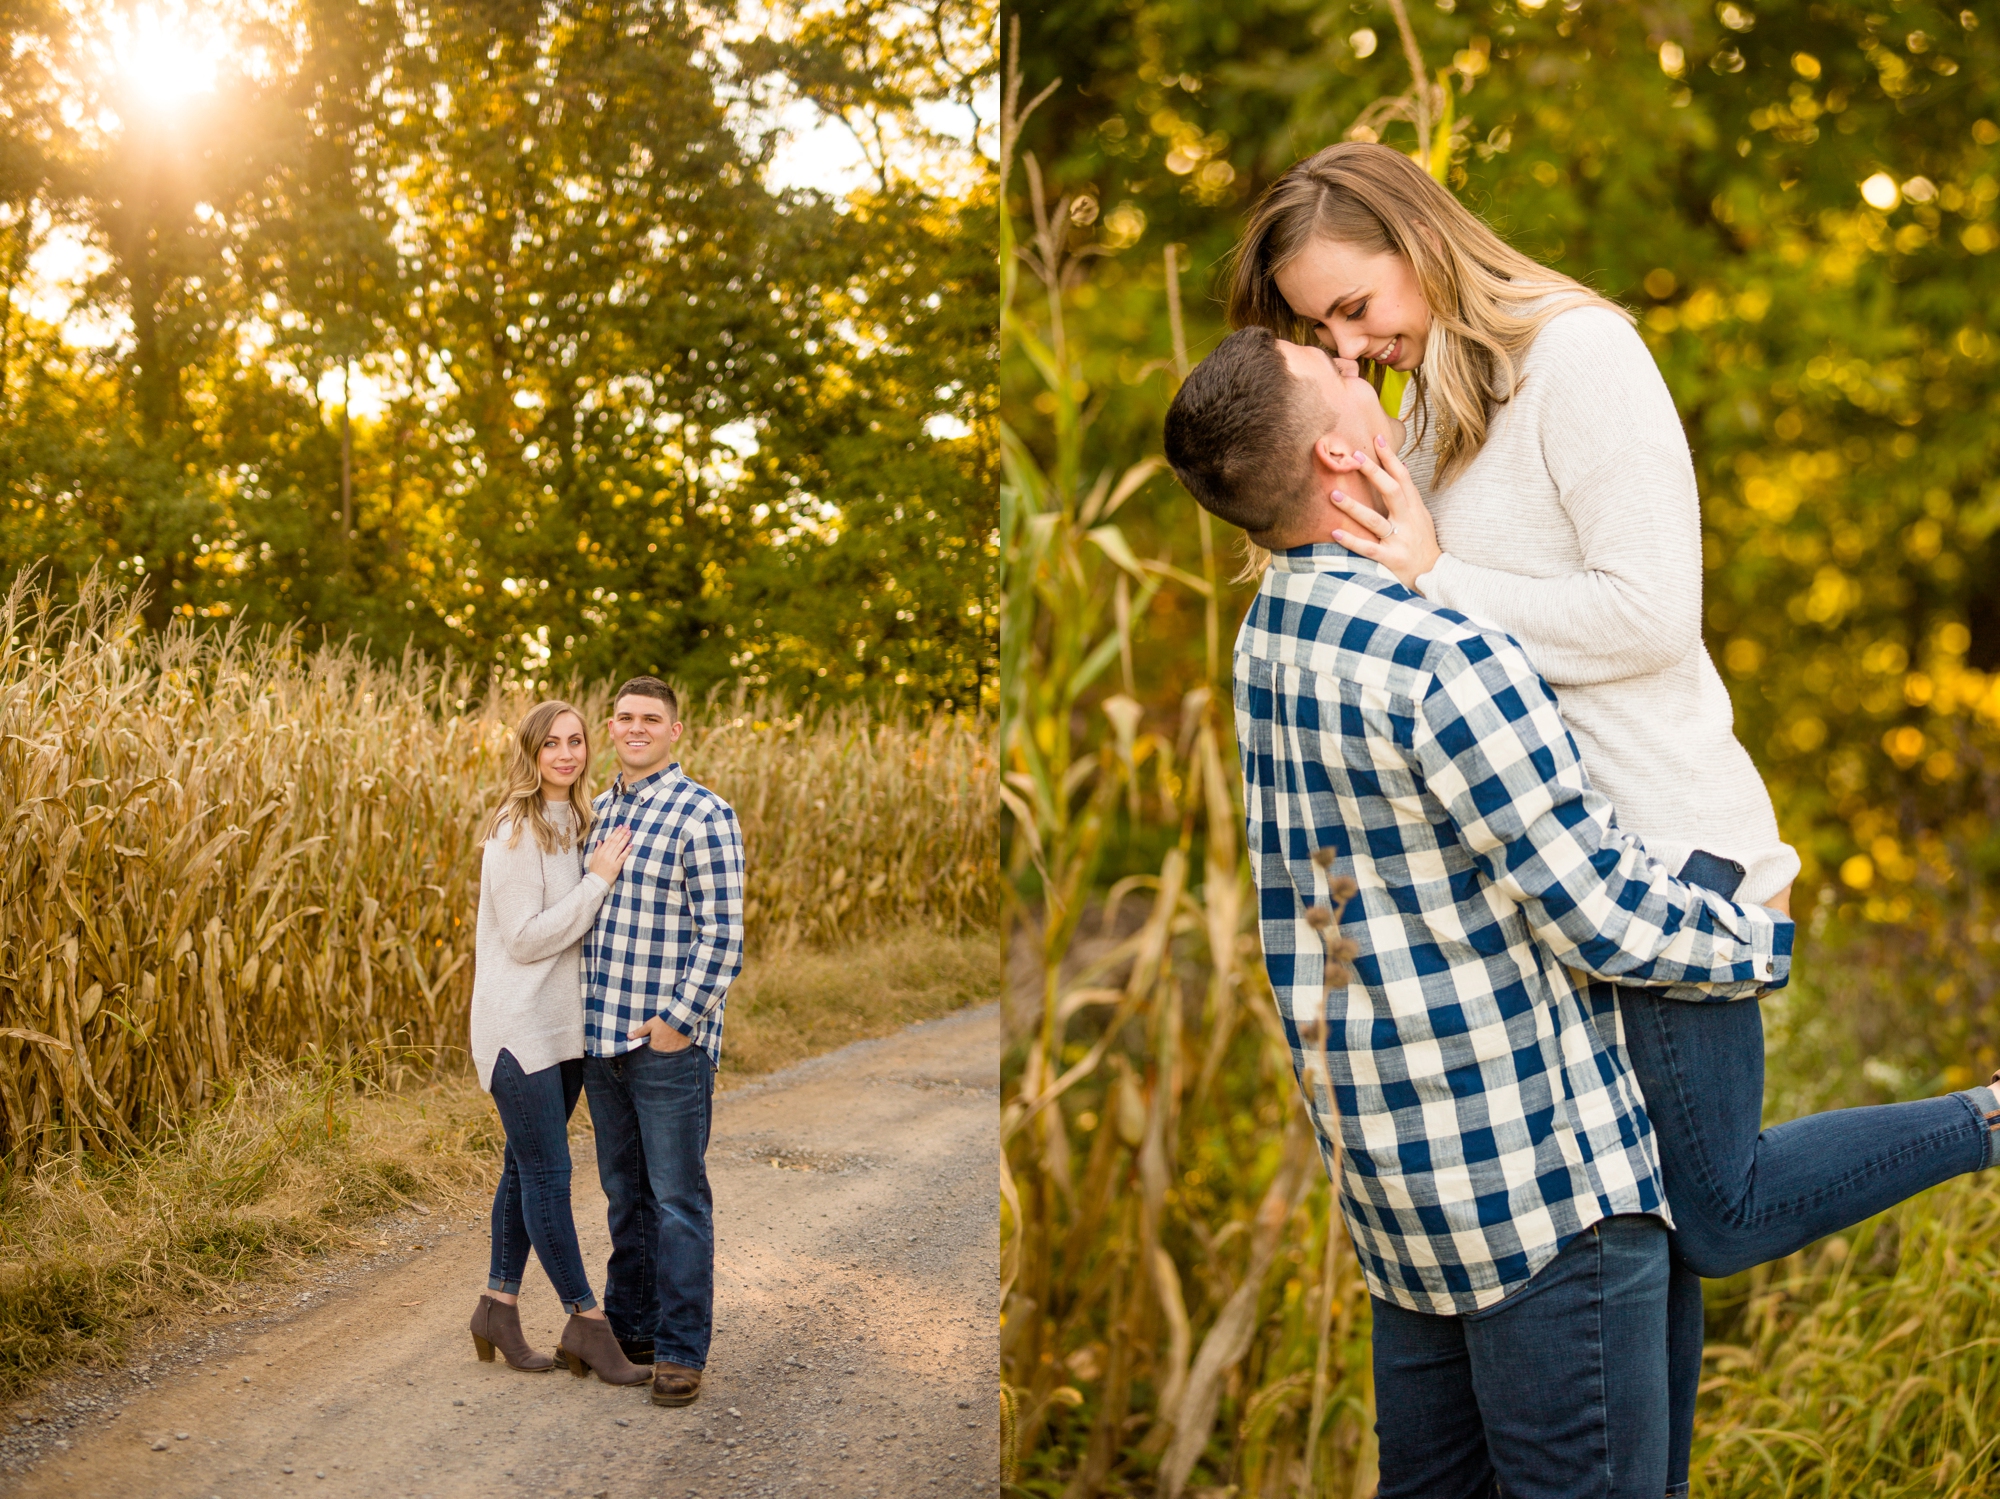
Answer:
[
  {"left": 584, "top": 1041, "right": 716, "bottom": 1370},
  {"left": 487, "top": 1049, "right": 597, "bottom": 1312},
  {"left": 1622, "top": 856, "right": 2000, "bottom": 1494},
  {"left": 1372, "top": 1215, "right": 1671, "bottom": 1499}
]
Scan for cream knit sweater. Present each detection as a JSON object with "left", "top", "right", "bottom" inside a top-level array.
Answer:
[
  {"left": 469, "top": 803, "right": 610, "bottom": 1091},
  {"left": 1404, "top": 304, "right": 1800, "bottom": 904}
]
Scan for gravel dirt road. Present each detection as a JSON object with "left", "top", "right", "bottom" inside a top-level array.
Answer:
[{"left": 1, "top": 1003, "right": 999, "bottom": 1499}]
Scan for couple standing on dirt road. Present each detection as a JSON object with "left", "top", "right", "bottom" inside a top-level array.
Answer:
[{"left": 464, "top": 676, "right": 746, "bottom": 1411}]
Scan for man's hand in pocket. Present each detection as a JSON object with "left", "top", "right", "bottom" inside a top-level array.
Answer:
[{"left": 629, "top": 1017, "right": 694, "bottom": 1053}]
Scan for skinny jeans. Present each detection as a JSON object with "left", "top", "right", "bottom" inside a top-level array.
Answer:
[{"left": 486, "top": 1048, "right": 598, "bottom": 1313}]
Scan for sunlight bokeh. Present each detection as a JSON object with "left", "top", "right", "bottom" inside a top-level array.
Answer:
[{"left": 107, "top": 2, "right": 228, "bottom": 106}]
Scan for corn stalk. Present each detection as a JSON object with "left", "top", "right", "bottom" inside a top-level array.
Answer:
[{"left": 999, "top": 23, "right": 1374, "bottom": 1495}]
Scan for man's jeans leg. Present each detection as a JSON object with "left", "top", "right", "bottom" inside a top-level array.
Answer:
[
  {"left": 585, "top": 1044, "right": 717, "bottom": 1370},
  {"left": 585, "top": 1053, "right": 658, "bottom": 1348},
  {"left": 1373, "top": 1215, "right": 1671, "bottom": 1499}
]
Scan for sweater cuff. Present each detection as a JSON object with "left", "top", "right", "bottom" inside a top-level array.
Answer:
[{"left": 1412, "top": 552, "right": 1456, "bottom": 602}]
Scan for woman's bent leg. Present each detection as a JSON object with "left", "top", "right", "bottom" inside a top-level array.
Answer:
[
  {"left": 489, "top": 1050, "right": 598, "bottom": 1312},
  {"left": 1622, "top": 993, "right": 1997, "bottom": 1282},
  {"left": 1624, "top": 991, "right": 1998, "bottom": 1493}
]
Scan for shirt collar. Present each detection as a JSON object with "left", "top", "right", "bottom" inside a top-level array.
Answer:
[
  {"left": 1268, "top": 542, "right": 1397, "bottom": 584},
  {"left": 611, "top": 762, "right": 684, "bottom": 800}
]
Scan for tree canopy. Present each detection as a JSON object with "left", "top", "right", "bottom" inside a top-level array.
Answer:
[{"left": 0, "top": 0, "right": 996, "bottom": 709}]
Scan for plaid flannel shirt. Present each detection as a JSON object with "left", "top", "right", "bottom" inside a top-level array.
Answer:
[
  {"left": 1236, "top": 545, "right": 1792, "bottom": 1316},
  {"left": 581, "top": 763, "right": 745, "bottom": 1065}
]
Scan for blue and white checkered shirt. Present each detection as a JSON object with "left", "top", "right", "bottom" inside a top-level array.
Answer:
[
  {"left": 1237, "top": 545, "right": 1792, "bottom": 1315},
  {"left": 581, "top": 763, "right": 745, "bottom": 1065}
]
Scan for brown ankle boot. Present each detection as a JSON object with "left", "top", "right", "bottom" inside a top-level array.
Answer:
[
  {"left": 469, "top": 1295, "right": 557, "bottom": 1372},
  {"left": 650, "top": 1362, "right": 702, "bottom": 1407},
  {"left": 557, "top": 1314, "right": 650, "bottom": 1385}
]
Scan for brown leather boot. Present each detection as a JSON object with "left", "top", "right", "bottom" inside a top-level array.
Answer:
[
  {"left": 557, "top": 1314, "right": 650, "bottom": 1385},
  {"left": 469, "top": 1296, "right": 556, "bottom": 1372},
  {"left": 650, "top": 1362, "right": 702, "bottom": 1407}
]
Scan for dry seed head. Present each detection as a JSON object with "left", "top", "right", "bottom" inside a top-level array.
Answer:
[
  {"left": 1303, "top": 905, "right": 1333, "bottom": 931},
  {"left": 1310, "top": 847, "right": 1336, "bottom": 870},
  {"left": 1328, "top": 875, "right": 1359, "bottom": 901}
]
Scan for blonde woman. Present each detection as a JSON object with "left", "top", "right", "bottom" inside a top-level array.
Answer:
[
  {"left": 1224, "top": 142, "right": 2000, "bottom": 1494},
  {"left": 466, "top": 700, "right": 648, "bottom": 1386}
]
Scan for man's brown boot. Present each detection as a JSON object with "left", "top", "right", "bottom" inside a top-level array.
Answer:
[
  {"left": 469, "top": 1296, "right": 557, "bottom": 1372},
  {"left": 651, "top": 1362, "right": 702, "bottom": 1407},
  {"left": 557, "top": 1314, "right": 651, "bottom": 1385}
]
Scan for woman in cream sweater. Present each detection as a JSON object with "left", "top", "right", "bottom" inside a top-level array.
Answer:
[
  {"left": 1229, "top": 143, "right": 1999, "bottom": 1492},
  {"left": 466, "top": 700, "right": 648, "bottom": 1385}
]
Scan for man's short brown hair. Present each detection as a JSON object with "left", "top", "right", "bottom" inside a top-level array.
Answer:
[
  {"left": 612, "top": 675, "right": 680, "bottom": 721},
  {"left": 1163, "top": 327, "right": 1327, "bottom": 536}
]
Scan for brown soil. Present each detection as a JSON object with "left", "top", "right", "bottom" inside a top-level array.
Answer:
[{"left": 0, "top": 1005, "right": 999, "bottom": 1499}]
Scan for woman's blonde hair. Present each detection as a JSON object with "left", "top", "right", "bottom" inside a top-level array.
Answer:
[
  {"left": 1227, "top": 141, "right": 1630, "bottom": 484},
  {"left": 482, "top": 700, "right": 597, "bottom": 853}
]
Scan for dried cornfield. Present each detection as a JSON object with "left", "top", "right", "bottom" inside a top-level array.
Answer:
[{"left": 0, "top": 575, "right": 995, "bottom": 1162}]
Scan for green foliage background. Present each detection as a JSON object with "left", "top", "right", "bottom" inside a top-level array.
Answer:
[
  {"left": 0, "top": 0, "right": 995, "bottom": 708},
  {"left": 1011, "top": 0, "right": 2000, "bottom": 1077}
]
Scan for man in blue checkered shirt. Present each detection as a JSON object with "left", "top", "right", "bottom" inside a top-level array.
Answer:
[
  {"left": 1165, "top": 329, "right": 1793, "bottom": 1498},
  {"left": 581, "top": 675, "right": 745, "bottom": 1408}
]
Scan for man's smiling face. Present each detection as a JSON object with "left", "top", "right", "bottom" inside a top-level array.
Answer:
[{"left": 609, "top": 693, "right": 683, "bottom": 777}]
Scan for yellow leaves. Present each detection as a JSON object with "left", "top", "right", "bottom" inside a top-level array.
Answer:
[
  {"left": 1724, "top": 639, "right": 1765, "bottom": 676},
  {"left": 1800, "top": 566, "right": 1861, "bottom": 625},
  {"left": 1840, "top": 854, "right": 1875, "bottom": 889},
  {"left": 1884, "top": 725, "right": 1926, "bottom": 768},
  {"left": 1904, "top": 518, "right": 1944, "bottom": 561}
]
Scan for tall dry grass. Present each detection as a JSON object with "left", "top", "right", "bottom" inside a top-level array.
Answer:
[
  {"left": 998, "top": 26, "right": 1458, "bottom": 1494},
  {"left": 0, "top": 573, "right": 995, "bottom": 1162}
]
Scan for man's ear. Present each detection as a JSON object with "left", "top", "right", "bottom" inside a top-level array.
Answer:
[{"left": 1308, "top": 434, "right": 1351, "bottom": 478}]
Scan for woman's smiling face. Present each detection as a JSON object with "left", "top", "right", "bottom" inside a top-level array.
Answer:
[
  {"left": 1273, "top": 238, "right": 1432, "bottom": 371},
  {"left": 537, "top": 711, "right": 588, "bottom": 795}
]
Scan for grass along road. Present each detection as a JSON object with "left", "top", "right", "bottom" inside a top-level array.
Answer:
[{"left": 1, "top": 1002, "right": 1000, "bottom": 1498}]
